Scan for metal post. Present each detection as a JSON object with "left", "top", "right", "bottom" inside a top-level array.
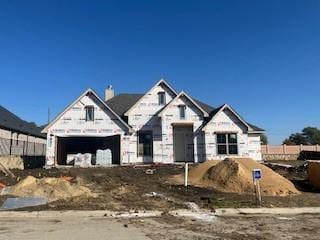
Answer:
[
  {"left": 26, "top": 135, "right": 29, "bottom": 155},
  {"left": 9, "top": 133, "right": 13, "bottom": 155},
  {"left": 256, "top": 180, "right": 262, "bottom": 206}
]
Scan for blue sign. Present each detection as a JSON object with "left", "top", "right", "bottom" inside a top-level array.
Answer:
[{"left": 252, "top": 169, "right": 262, "bottom": 180}]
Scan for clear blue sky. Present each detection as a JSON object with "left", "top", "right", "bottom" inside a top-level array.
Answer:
[{"left": 0, "top": 0, "right": 319, "bottom": 144}]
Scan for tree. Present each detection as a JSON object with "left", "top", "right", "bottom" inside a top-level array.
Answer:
[
  {"left": 283, "top": 127, "right": 320, "bottom": 145},
  {"left": 302, "top": 127, "right": 320, "bottom": 145},
  {"left": 260, "top": 133, "right": 268, "bottom": 145}
]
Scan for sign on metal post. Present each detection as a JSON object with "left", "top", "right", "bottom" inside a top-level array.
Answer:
[
  {"left": 253, "top": 169, "right": 262, "bottom": 180},
  {"left": 252, "top": 169, "right": 262, "bottom": 206}
]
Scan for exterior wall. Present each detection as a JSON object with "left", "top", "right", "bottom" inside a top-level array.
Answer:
[
  {"left": 203, "top": 108, "right": 262, "bottom": 160},
  {"left": 46, "top": 94, "right": 130, "bottom": 165},
  {"left": 247, "top": 134, "right": 262, "bottom": 160},
  {"left": 160, "top": 96, "right": 204, "bottom": 163},
  {"left": 45, "top": 85, "right": 263, "bottom": 164},
  {"left": 126, "top": 83, "right": 176, "bottom": 163}
]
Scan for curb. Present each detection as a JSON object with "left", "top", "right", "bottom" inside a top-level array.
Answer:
[
  {"left": 0, "top": 207, "right": 320, "bottom": 218},
  {"left": 214, "top": 207, "right": 320, "bottom": 216}
]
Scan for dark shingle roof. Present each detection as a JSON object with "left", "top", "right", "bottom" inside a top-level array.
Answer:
[
  {"left": 106, "top": 93, "right": 216, "bottom": 117},
  {"left": 106, "top": 93, "right": 143, "bottom": 116},
  {"left": 106, "top": 94, "right": 264, "bottom": 132},
  {"left": 0, "top": 105, "right": 46, "bottom": 138},
  {"left": 247, "top": 123, "right": 265, "bottom": 132}
]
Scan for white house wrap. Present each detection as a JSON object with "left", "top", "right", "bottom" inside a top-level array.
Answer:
[{"left": 42, "top": 79, "right": 263, "bottom": 166}]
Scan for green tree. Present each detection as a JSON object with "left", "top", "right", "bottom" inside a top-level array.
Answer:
[
  {"left": 283, "top": 127, "right": 320, "bottom": 145},
  {"left": 260, "top": 133, "right": 268, "bottom": 144},
  {"left": 302, "top": 127, "right": 320, "bottom": 145}
]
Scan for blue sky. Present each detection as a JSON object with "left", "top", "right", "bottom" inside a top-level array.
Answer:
[{"left": 0, "top": 0, "right": 319, "bottom": 144}]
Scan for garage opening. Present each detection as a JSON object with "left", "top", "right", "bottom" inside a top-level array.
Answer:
[{"left": 56, "top": 135, "right": 120, "bottom": 165}]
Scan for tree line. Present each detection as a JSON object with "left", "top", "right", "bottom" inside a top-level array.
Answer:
[{"left": 260, "top": 127, "right": 320, "bottom": 145}]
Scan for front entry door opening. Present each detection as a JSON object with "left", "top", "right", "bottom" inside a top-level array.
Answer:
[{"left": 173, "top": 125, "right": 194, "bottom": 162}]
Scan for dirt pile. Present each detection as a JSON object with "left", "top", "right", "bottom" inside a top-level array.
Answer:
[
  {"left": 7, "top": 176, "right": 95, "bottom": 202},
  {"left": 0, "top": 156, "right": 24, "bottom": 170},
  {"left": 188, "top": 160, "right": 220, "bottom": 182},
  {"left": 173, "top": 158, "right": 300, "bottom": 196}
]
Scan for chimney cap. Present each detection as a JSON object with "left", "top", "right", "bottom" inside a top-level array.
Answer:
[{"left": 107, "top": 85, "right": 113, "bottom": 89}]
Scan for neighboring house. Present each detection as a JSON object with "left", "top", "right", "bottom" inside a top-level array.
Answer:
[
  {"left": 42, "top": 80, "right": 264, "bottom": 166},
  {"left": 0, "top": 105, "right": 46, "bottom": 156}
]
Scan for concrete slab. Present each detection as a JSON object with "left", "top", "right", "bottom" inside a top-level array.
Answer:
[{"left": 0, "top": 216, "right": 151, "bottom": 240}]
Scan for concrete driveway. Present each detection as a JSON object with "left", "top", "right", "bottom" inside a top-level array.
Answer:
[{"left": 0, "top": 216, "right": 151, "bottom": 240}]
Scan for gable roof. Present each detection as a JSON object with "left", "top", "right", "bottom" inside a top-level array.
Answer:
[
  {"left": 107, "top": 93, "right": 215, "bottom": 117},
  {"left": 42, "top": 88, "right": 132, "bottom": 134},
  {"left": 0, "top": 105, "right": 45, "bottom": 138},
  {"left": 156, "top": 91, "right": 209, "bottom": 117},
  {"left": 123, "top": 79, "right": 178, "bottom": 116},
  {"left": 200, "top": 104, "right": 264, "bottom": 132}
]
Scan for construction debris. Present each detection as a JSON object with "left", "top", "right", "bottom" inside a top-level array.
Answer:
[
  {"left": 145, "top": 169, "right": 156, "bottom": 175},
  {"left": 0, "top": 162, "right": 15, "bottom": 178},
  {"left": 0, "top": 182, "right": 6, "bottom": 189}
]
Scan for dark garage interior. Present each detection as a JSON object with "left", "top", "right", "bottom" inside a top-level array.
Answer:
[{"left": 56, "top": 135, "right": 120, "bottom": 165}]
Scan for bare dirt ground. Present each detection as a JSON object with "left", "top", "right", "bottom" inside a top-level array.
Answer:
[
  {"left": 0, "top": 161, "right": 319, "bottom": 210},
  {"left": 126, "top": 214, "right": 320, "bottom": 240}
]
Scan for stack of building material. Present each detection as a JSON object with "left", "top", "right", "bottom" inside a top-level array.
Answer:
[
  {"left": 96, "top": 149, "right": 112, "bottom": 165},
  {"left": 74, "top": 153, "right": 92, "bottom": 167},
  {"left": 66, "top": 154, "right": 77, "bottom": 165}
]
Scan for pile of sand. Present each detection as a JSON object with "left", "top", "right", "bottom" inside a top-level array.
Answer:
[
  {"left": 8, "top": 176, "right": 95, "bottom": 202},
  {"left": 173, "top": 158, "right": 299, "bottom": 196},
  {"left": 0, "top": 156, "right": 24, "bottom": 170}
]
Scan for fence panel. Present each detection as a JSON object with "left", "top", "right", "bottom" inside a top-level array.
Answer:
[
  {"left": 0, "top": 138, "right": 10, "bottom": 155},
  {"left": 262, "top": 144, "right": 320, "bottom": 154},
  {"left": 0, "top": 137, "right": 46, "bottom": 156}
]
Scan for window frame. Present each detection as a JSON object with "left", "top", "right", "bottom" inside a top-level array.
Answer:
[
  {"left": 178, "top": 105, "right": 186, "bottom": 120},
  {"left": 85, "top": 106, "right": 95, "bottom": 122},
  {"left": 216, "top": 133, "right": 238, "bottom": 155},
  {"left": 137, "top": 131, "right": 153, "bottom": 157},
  {"left": 158, "top": 91, "right": 166, "bottom": 105}
]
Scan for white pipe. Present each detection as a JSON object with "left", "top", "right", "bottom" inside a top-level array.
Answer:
[{"left": 184, "top": 163, "right": 189, "bottom": 186}]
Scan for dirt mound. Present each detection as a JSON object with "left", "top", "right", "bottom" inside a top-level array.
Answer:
[
  {"left": 173, "top": 158, "right": 299, "bottom": 196},
  {"left": 188, "top": 160, "right": 220, "bottom": 181},
  {"left": 8, "top": 176, "right": 95, "bottom": 202},
  {"left": 0, "top": 156, "right": 24, "bottom": 170}
]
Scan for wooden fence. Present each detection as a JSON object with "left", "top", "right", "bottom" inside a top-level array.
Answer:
[{"left": 261, "top": 144, "right": 320, "bottom": 154}]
